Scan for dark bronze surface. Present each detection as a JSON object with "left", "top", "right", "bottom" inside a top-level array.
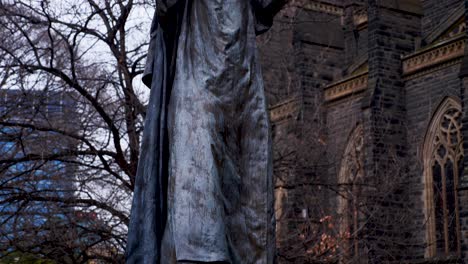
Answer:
[{"left": 126, "top": 1, "right": 283, "bottom": 263}]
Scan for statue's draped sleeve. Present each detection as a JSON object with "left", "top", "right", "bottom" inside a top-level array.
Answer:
[
  {"left": 142, "top": 0, "right": 182, "bottom": 88},
  {"left": 126, "top": 2, "right": 184, "bottom": 263}
]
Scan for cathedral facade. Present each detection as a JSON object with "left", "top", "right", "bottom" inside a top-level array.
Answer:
[{"left": 259, "top": 0, "right": 468, "bottom": 263}]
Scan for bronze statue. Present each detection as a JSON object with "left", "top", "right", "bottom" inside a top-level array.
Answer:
[{"left": 126, "top": 1, "right": 285, "bottom": 263}]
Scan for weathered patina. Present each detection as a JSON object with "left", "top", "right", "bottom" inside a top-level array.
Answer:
[{"left": 126, "top": 1, "right": 285, "bottom": 263}]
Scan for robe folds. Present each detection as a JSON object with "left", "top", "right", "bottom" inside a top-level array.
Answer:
[{"left": 126, "top": 1, "right": 284, "bottom": 263}]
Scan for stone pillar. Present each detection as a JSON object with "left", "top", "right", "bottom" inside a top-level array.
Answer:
[
  {"left": 362, "top": 0, "right": 421, "bottom": 262},
  {"left": 342, "top": 0, "right": 368, "bottom": 68}
]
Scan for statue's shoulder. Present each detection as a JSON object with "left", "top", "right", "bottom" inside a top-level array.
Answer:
[{"left": 251, "top": 0, "right": 288, "bottom": 35}]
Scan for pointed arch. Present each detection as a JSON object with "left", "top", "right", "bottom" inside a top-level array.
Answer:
[
  {"left": 423, "top": 97, "right": 462, "bottom": 258},
  {"left": 339, "top": 124, "right": 365, "bottom": 185},
  {"left": 338, "top": 124, "right": 365, "bottom": 260}
]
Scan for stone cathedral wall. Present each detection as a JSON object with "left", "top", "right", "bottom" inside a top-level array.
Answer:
[
  {"left": 405, "top": 63, "right": 463, "bottom": 260},
  {"left": 259, "top": 0, "right": 468, "bottom": 263}
]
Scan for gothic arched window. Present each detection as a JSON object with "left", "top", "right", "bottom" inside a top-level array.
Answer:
[
  {"left": 338, "top": 125, "right": 365, "bottom": 260},
  {"left": 423, "top": 98, "right": 462, "bottom": 258}
]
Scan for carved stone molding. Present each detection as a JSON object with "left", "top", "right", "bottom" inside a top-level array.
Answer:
[
  {"left": 353, "top": 13, "right": 368, "bottom": 29},
  {"left": 269, "top": 97, "right": 302, "bottom": 123},
  {"left": 402, "top": 36, "right": 465, "bottom": 77},
  {"left": 438, "top": 21, "right": 466, "bottom": 43},
  {"left": 404, "top": 58, "right": 462, "bottom": 81},
  {"left": 424, "top": 2, "right": 464, "bottom": 45},
  {"left": 324, "top": 72, "right": 368, "bottom": 102},
  {"left": 303, "top": 1, "right": 343, "bottom": 16}
]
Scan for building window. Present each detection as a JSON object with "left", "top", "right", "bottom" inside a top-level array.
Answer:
[
  {"left": 338, "top": 125, "right": 365, "bottom": 261},
  {"left": 423, "top": 98, "right": 462, "bottom": 258}
]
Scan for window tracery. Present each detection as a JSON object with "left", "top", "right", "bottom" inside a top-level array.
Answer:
[
  {"left": 338, "top": 125, "right": 365, "bottom": 261},
  {"left": 423, "top": 98, "right": 462, "bottom": 258}
]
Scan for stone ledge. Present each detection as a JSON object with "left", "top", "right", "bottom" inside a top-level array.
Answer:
[
  {"left": 402, "top": 35, "right": 465, "bottom": 77},
  {"left": 269, "top": 97, "right": 302, "bottom": 123},
  {"left": 324, "top": 72, "right": 368, "bottom": 102},
  {"left": 303, "top": 1, "right": 343, "bottom": 16}
]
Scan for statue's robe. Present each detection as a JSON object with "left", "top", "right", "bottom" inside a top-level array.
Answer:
[{"left": 126, "top": 1, "right": 284, "bottom": 263}]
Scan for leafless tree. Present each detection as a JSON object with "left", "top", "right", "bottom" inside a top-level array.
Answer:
[{"left": 0, "top": 0, "right": 155, "bottom": 262}]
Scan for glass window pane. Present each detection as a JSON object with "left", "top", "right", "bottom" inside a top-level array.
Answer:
[
  {"left": 432, "top": 162, "right": 444, "bottom": 254},
  {"left": 445, "top": 160, "right": 457, "bottom": 253}
]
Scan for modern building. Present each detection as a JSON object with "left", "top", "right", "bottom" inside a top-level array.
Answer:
[{"left": 0, "top": 89, "right": 81, "bottom": 260}]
